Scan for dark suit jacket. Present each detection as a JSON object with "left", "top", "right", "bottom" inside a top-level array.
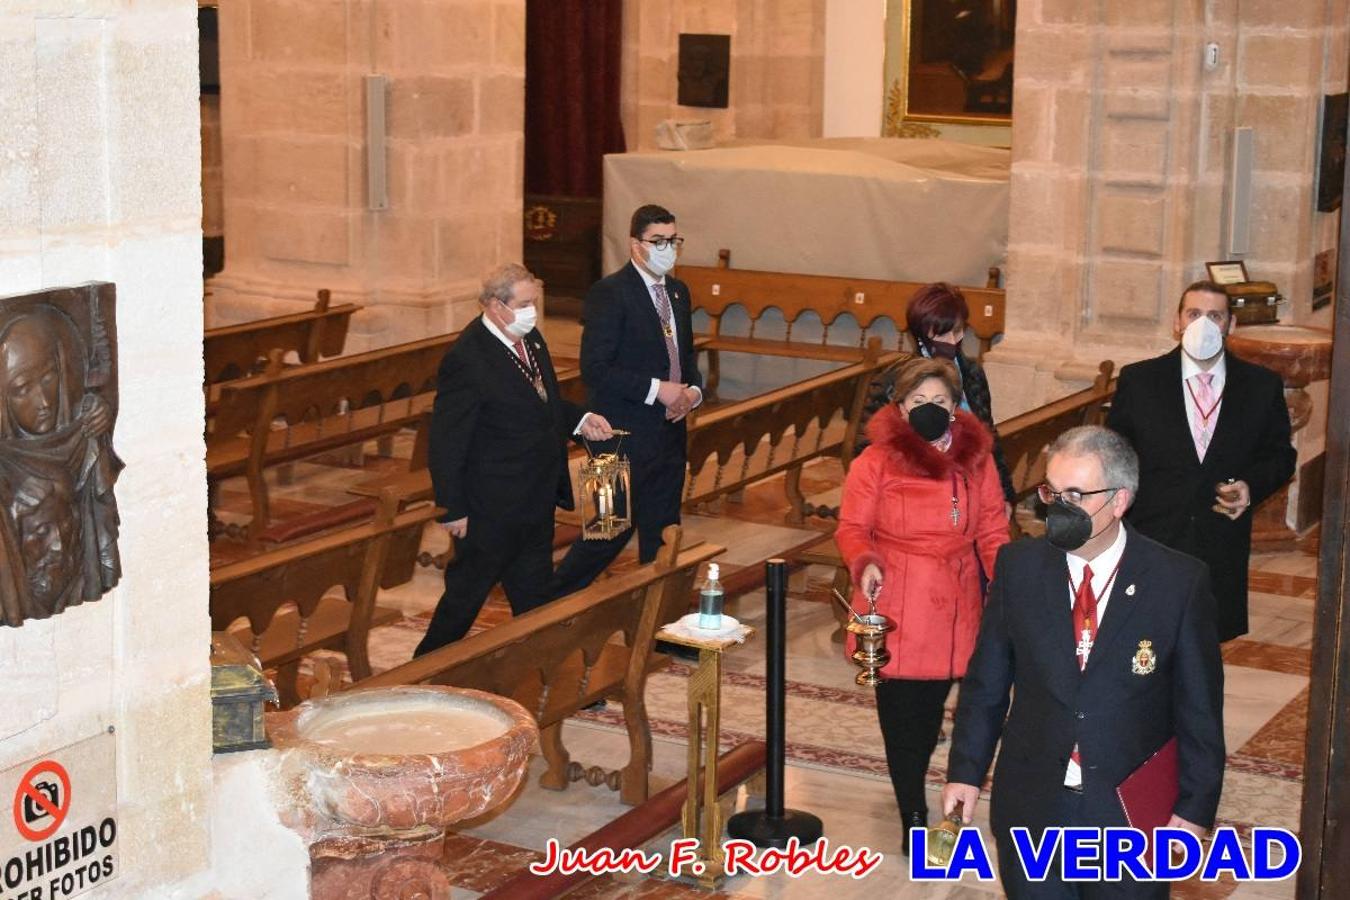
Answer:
[
  {"left": 428, "top": 317, "right": 585, "bottom": 526},
  {"left": 579, "top": 262, "right": 703, "bottom": 456},
  {"left": 947, "top": 528, "right": 1226, "bottom": 835},
  {"left": 1106, "top": 347, "right": 1295, "bottom": 640}
]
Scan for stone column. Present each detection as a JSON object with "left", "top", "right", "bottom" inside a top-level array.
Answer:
[
  {"left": 987, "top": 0, "right": 1348, "bottom": 419},
  {"left": 208, "top": 0, "right": 525, "bottom": 351}
]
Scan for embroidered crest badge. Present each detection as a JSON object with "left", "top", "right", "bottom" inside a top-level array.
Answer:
[{"left": 1131, "top": 640, "right": 1157, "bottom": 675}]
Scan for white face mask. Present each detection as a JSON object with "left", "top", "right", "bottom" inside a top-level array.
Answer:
[
  {"left": 1181, "top": 315, "right": 1224, "bottom": 361},
  {"left": 644, "top": 243, "right": 678, "bottom": 278},
  {"left": 502, "top": 303, "right": 537, "bottom": 339}
]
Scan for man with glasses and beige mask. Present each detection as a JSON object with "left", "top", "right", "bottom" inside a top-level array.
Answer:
[{"left": 1106, "top": 280, "right": 1295, "bottom": 642}]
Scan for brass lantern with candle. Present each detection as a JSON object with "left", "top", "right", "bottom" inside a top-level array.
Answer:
[{"left": 579, "top": 430, "right": 632, "bottom": 540}]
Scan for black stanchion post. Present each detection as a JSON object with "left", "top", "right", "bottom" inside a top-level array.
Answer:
[{"left": 727, "top": 558, "right": 823, "bottom": 848}]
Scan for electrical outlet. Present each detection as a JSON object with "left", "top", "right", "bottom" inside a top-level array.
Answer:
[
  {"left": 985, "top": 304, "right": 994, "bottom": 317},
  {"left": 854, "top": 292, "right": 865, "bottom": 304},
  {"left": 711, "top": 284, "right": 720, "bottom": 296}
]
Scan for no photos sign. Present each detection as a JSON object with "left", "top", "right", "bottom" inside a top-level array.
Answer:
[{"left": 0, "top": 732, "right": 118, "bottom": 900}]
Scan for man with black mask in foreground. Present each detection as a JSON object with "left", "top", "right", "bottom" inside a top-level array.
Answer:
[{"left": 943, "top": 425, "right": 1225, "bottom": 899}]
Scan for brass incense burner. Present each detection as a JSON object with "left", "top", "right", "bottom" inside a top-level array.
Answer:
[{"left": 833, "top": 589, "right": 897, "bottom": 687}]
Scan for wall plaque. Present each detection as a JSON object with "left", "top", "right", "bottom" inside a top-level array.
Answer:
[
  {"left": 0, "top": 283, "right": 122, "bottom": 628},
  {"left": 677, "top": 34, "right": 730, "bottom": 109}
]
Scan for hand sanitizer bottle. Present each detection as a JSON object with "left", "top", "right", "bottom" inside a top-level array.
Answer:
[{"left": 698, "top": 563, "right": 724, "bottom": 630}]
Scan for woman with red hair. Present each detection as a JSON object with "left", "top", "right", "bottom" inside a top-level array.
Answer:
[
  {"left": 836, "top": 356, "right": 1010, "bottom": 855},
  {"left": 858, "top": 282, "right": 1016, "bottom": 512}
]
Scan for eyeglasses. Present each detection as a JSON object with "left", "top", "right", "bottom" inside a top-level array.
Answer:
[
  {"left": 1037, "top": 484, "right": 1119, "bottom": 508},
  {"left": 639, "top": 236, "right": 685, "bottom": 251}
]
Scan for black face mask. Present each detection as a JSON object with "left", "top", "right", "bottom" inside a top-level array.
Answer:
[
  {"left": 1045, "top": 501, "right": 1093, "bottom": 551},
  {"left": 908, "top": 402, "right": 951, "bottom": 442},
  {"left": 925, "top": 339, "right": 959, "bottom": 360}
]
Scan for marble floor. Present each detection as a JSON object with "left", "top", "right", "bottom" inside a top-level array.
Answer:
[{"left": 212, "top": 440, "right": 1318, "bottom": 899}]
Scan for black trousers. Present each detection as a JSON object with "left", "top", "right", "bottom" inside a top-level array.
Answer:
[
  {"left": 994, "top": 787, "right": 1170, "bottom": 899},
  {"left": 414, "top": 516, "right": 554, "bottom": 657},
  {"left": 875, "top": 677, "right": 954, "bottom": 816},
  {"left": 550, "top": 425, "right": 686, "bottom": 599}
]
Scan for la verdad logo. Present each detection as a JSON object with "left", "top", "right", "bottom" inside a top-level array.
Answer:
[{"left": 910, "top": 826, "right": 1301, "bottom": 882}]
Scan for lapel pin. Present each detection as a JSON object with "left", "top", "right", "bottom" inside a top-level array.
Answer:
[
  {"left": 1131, "top": 640, "right": 1156, "bottom": 675},
  {"left": 1125, "top": 584, "right": 1136, "bottom": 597}
]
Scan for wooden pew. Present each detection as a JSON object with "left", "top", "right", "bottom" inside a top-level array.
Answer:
[
  {"left": 204, "top": 289, "right": 361, "bottom": 385},
  {"left": 678, "top": 249, "right": 1004, "bottom": 400},
  {"left": 681, "top": 338, "right": 896, "bottom": 524},
  {"left": 207, "top": 332, "right": 458, "bottom": 542},
  {"left": 208, "top": 327, "right": 585, "bottom": 544},
  {"left": 999, "top": 360, "right": 1117, "bottom": 535},
  {"left": 353, "top": 526, "right": 722, "bottom": 806},
  {"left": 210, "top": 489, "right": 441, "bottom": 707}
]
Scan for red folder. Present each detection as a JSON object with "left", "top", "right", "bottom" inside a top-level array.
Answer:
[{"left": 1116, "top": 736, "right": 1179, "bottom": 852}]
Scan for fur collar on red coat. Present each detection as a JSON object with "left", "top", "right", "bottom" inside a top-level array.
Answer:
[{"left": 864, "top": 404, "right": 992, "bottom": 480}]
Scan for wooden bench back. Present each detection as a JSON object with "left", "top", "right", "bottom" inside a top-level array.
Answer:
[
  {"left": 210, "top": 332, "right": 457, "bottom": 441},
  {"left": 204, "top": 289, "right": 362, "bottom": 384},
  {"left": 998, "top": 360, "right": 1118, "bottom": 504},
  {"left": 682, "top": 339, "right": 897, "bottom": 518},
  {"left": 209, "top": 491, "right": 441, "bottom": 702},
  {"left": 678, "top": 250, "right": 1005, "bottom": 357},
  {"left": 355, "top": 526, "right": 723, "bottom": 804}
]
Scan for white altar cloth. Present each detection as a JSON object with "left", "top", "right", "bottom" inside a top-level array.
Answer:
[{"left": 601, "top": 138, "right": 1010, "bottom": 287}]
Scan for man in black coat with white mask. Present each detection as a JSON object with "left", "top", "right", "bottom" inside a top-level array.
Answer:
[
  {"left": 416, "top": 263, "right": 613, "bottom": 656},
  {"left": 549, "top": 204, "right": 703, "bottom": 599},
  {"left": 1106, "top": 280, "right": 1295, "bottom": 641}
]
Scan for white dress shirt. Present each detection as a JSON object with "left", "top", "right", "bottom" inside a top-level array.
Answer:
[
  {"left": 1180, "top": 349, "right": 1227, "bottom": 454},
  {"left": 1063, "top": 523, "right": 1128, "bottom": 788},
  {"left": 635, "top": 265, "right": 703, "bottom": 409}
]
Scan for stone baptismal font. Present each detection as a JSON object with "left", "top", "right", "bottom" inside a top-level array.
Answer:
[{"left": 267, "top": 685, "right": 538, "bottom": 899}]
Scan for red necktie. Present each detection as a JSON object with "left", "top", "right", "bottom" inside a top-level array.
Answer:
[
  {"left": 513, "top": 340, "right": 527, "bottom": 362},
  {"left": 1070, "top": 564, "right": 1096, "bottom": 769},
  {"left": 1073, "top": 563, "right": 1097, "bottom": 671}
]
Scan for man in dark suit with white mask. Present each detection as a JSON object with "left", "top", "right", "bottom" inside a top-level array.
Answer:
[
  {"left": 549, "top": 204, "right": 703, "bottom": 599},
  {"left": 1106, "top": 280, "right": 1295, "bottom": 641},
  {"left": 416, "top": 264, "right": 612, "bottom": 656}
]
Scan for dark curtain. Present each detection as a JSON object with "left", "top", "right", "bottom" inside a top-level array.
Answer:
[{"left": 524, "top": 0, "right": 626, "bottom": 198}]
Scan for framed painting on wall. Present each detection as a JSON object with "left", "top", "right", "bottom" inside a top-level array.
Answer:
[{"left": 883, "top": 0, "right": 1016, "bottom": 133}]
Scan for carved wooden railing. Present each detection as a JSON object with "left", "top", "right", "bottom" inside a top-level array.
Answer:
[
  {"left": 210, "top": 489, "right": 441, "bottom": 706},
  {"left": 999, "top": 360, "right": 1118, "bottom": 516},
  {"left": 678, "top": 249, "right": 1003, "bottom": 398},
  {"left": 682, "top": 337, "right": 896, "bottom": 523},
  {"left": 354, "top": 526, "right": 722, "bottom": 806}
]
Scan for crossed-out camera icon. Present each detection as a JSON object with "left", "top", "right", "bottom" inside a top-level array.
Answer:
[{"left": 22, "top": 779, "right": 61, "bottom": 825}]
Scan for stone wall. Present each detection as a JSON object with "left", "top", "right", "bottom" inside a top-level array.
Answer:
[
  {"left": 621, "top": 0, "right": 826, "bottom": 151},
  {"left": 207, "top": 0, "right": 526, "bottom": 349},
  {"left": 0, "top": 0, "right": 216, "bottom": 894},
  {"left": 986, "top": 0, "right": 1349, "bottom": 418}
]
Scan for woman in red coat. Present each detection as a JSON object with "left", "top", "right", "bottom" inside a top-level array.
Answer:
[{"left": 836, "top": 357, "right": 1010, "bottom": 854}]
